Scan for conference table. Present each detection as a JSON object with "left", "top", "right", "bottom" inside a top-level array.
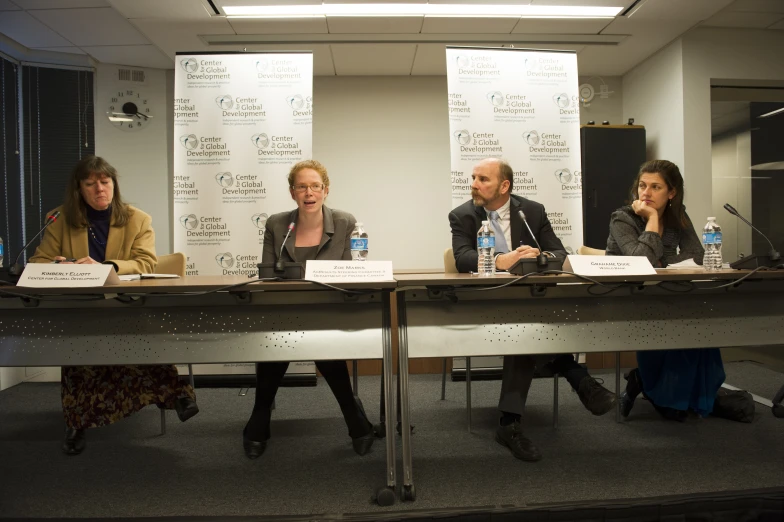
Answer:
[
  {"left": 0, "top": 276, "right": 400, "bottom": 505},
  {"left": 392, "top": 268, "right": 784, "bottom": 501}
]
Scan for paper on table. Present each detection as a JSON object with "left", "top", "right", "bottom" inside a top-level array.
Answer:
[
  {"left": 118, "top": 273, "right": 180, "bottom": 281},
  {"left": 663, "top": 258, "right": 700, "bottom": 269}
]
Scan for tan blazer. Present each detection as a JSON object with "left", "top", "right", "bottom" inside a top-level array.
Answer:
[{"left": 29, "top": 205, "right": 157, "bottom": 275}]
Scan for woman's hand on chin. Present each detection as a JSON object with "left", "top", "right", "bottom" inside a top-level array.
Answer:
[{"left": 632, "top": 199, "right": 657, "bottom": 220}]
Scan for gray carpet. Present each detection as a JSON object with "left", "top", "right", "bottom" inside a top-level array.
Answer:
[{"left": 0, "top": 364, "right": 783, "bottom": 519}]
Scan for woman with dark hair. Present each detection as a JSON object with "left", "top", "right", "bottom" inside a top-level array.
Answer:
[
  {"left": 242, "top": 159, "right": 375, "bottom": 459},
  {"left": 30, "top": 155, "right": 199, "bottom": 455},
  {"left": 606, "top": 160, "right": 727, "bottom": 421}
]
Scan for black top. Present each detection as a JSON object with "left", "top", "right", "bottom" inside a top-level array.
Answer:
[
  {"left": 294, "top": 245, "right": 319, "bottom": 262},
  {"left": 86, "top": 205, "right": 111, "bottom": 262}
]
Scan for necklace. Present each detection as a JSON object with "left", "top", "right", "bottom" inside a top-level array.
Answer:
[{"left": 87, "top": 224, "right": 107, "bottom": 246}]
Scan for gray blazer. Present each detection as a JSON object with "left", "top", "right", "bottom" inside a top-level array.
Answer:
[{"left": 261, "top": 205, "right": 357, "bottom": 263}]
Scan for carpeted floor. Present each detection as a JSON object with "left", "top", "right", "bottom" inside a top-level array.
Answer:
[{"left": 0, "top": 362, "right": 782, "bottom": 519}]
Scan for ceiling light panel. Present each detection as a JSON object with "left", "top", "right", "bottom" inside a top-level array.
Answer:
[{"left": 223, "top": 4, "right": 624, "bottom": 17}]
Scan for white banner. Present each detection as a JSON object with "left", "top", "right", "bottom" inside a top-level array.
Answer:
[
  {"left": 173, "top": 52, "right": 314, "bottom": 378},
  {"left": 446, "top": 47, "right": 583, "bottom": 255},
  {"left": 173, "top": 51, "right": 313, "bottom": 277},
  {"left": 446, "top": 47, "right": 584, "bottom": 372}
]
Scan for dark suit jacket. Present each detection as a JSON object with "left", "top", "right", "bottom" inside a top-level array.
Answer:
[
  {"left": 448, "top": 195, "right": 567, "bottom": 273},
  {"left": 262, "top": 205, "right": 356, "bottom": 263}
]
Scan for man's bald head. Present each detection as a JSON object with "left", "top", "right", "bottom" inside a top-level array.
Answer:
[{"left": 478, "top": 158, "right": 514, "bottom": 192}]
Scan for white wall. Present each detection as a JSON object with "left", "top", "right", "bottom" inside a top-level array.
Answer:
[
  {"left": 578, "top": 75, "right": 623, "bottom": 126},
  {"left": 622, "top": 39, "right": 685, "bottom": 172},
  {"left": 711, "top": 131, "right": 752, "bottom": 262},
  {"left": 94, "top": 63, "right": 171, "bottom": 256}
]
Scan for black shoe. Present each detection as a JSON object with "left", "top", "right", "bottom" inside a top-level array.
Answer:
[
  {"left": 242, "top": 428, "right": 267, "bottom": 459},
  {"left": 495, "top": 421, "right": 542, "bottom": 462},
  {"left": 174, "top": 397, "right": 199, "bottom": 422},
  {"left": 62, "top": 427, "right": 86, "bottom": 456},
  {"left": 577, "top": 376, "right": 617, "bottom": 416},
  {"left": 620, "top": 369, "right": 642, "bottom": 418},
  {"left": 352, "top": 429, "right": 375, "bottom": 456}
]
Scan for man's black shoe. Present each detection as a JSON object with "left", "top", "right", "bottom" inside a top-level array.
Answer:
[
  {"left": 577, "top": 376, "right": 617, "bottom": 416},
  {"left": 495, "top": 421, "right": 541, "bottom": 462},
  {"left": 62, "top": 427, "right": 86, "bottom": 456}
]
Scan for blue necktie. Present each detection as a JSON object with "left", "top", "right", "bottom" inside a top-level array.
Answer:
[{"left": 486, "top": 210, "right": 509, "bottom": 253}]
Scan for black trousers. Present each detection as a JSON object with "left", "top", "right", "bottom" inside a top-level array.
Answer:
[
  {"left": 498, "top": 353, "right": 588, "bottom": 416},
  {"left": 244, "top": 360, "right": 369, "bottom": 440}
]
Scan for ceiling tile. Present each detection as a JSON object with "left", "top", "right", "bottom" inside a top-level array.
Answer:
[
  {"left": 0, "top": 0, "right": 21, "bottom": 10},
  {"left": 81, "top": 44, "right": 173, "bottom": 68},
  {"left": 34, "top": 46, "right": 87, "bottom": 54},
  {"left": 12, "top": 0, "right": 108, "bottom": 8},
  {"left": 326, "top": 16, "right": 423, "bottom": 34},
  {"left": 30, "top": 7, "right": 150, "bottom": 46},
  {"left": 228, "top": 16, "right": 329, "bottom": 34},
  {"left": 411, "top": 43, "right": 447, "bottom": 75},
  {"left": 512, "top": 17, "right": 612, "bottom": 34},
  {"left": 0, "top": 11, "right": 73, "bottom": 47},
  {"left": 529, "top": 0, "right": 634, "bottom": 5},
  {"left": 131, "top": 19, "right": 235, "bottom": 58},
  {"left": 770, "top": 18, "right": 784, "bottom": 30},
  {"left": 421, "top": 16, "right": 519, "bottom": 34},
  {"left": 206, "top": 43, "right": 333, "bottom": 75},
  {"left": 331, "top": 43, "right": 416, "bottom": 75},
  {"left": 703, "top": 10, "right": 780, "bottom": 28},
  {"left": 108, "top": 0, "right": 213, "bottom": 20},
  {"left": 726, "top": 0, "right": 784, "bottom": 13}
]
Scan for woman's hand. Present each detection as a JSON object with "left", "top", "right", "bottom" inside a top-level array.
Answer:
[
  {"left": 74, "top": 256, "right": 100, "bottom": 265},
  {"left": 632, "top": 199, "right": 658, "bottom": 220}
]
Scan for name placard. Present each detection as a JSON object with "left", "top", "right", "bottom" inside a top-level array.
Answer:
[
  {"left": 564, "top": 255, "right": 656, "bottom": 276},
  {"left": 305, "top": 260, "right": 394, "bottom": 283},
  {"left": 17, "top": 263, "right": 121, "bottom": 288}
]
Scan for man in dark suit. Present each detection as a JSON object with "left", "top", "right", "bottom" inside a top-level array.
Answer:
[{"left": 449, "top": 157, "right": 616, "bottom": 462}]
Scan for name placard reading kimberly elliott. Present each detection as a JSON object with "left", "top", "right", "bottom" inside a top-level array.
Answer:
[
  {"left": 305, "top": 260, "right": 394, "bottom": 283},
  {"left": 17, "top": 264, "right": 121, "bottom": 288},
  {"left": 564, "top": 255, "right": 656, "bottom": 276}
]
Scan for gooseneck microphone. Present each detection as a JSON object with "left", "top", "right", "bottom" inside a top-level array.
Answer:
[
  {"left": 518, "top": 210, "right": 549, "bottom": 269},
  {"left": 275, "top": 221, "right": 296, "bottom": 273},
  {"left": 723, "top": 204, "right": 780, "bottom": 265},
  {"left": 9, "top": 210, "right": 61, "bottom": 277}
]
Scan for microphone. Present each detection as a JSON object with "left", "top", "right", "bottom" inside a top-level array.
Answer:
[
  {"left": 275, "top": 221, "right": 296, "bottom": 273},
  {"left": 723, "top": 203, "right": 781, "bottom": 268},
  {"left": 8, "top": 210, "right": 61, "bottom": 277},
  {"left": 518, "top": 210, "right": 549, "bottom": 269}
]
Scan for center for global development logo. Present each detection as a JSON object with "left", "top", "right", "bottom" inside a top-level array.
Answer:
[
  {"left": 215, "top": 252, "right": 234, "bottom": 269},
  {"left": 251, "top": 213, "right": 268, "bottom": 229},
  {"left": 179, "top": 214, "right": 199, "bottom": 230},
  {"left": 255, "top": 58, "right": 269, "bottom": 73},
  {"left": 215, "top": 172, "right": 233, "bottom": 187},
  {"left": 287, "top": 94, "right": 305, "bottom": 110},
  {"left": 554, "top": 169, "right": 582, "bottom": 184},
  {"left": 456, "top": 55, "right": 471, "bottom": 68},
  {"left": 180, "top": 57, "right": 198, "bottom": 73},
  {"left": 179, "top": 134, "right": 199, "bottom": 150},
  {"left": 454, "top": 130, "right": 471, "bottom": 145},
  {"left": 251, "top": 133, "right": 270, "bottom": 148},
  {"left": 523, "top": 130, "right": 540, "bottom": 146},
  {"left": 525, "top": 58, "right": 539, "bottom": 72},
  {"left": 215, "top": 95, "right": 233, "bottom": 110},
  {"left": 487, "top": 91, "right": 504, "bottom": 107}
]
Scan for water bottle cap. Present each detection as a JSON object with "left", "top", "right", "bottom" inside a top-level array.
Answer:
[
  {"left": 481, "top": 220, "right": 489, "bottom": 225},
  {"left": 355, "top": 222, "right": 363, "bottom": 226},
  {"left": 707, "top": 217, "right": 716, "bottom": 220}
]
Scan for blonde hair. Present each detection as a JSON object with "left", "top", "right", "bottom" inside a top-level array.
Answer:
[{"left": 287, "top": 160, "right": 330, "bottom": 189}]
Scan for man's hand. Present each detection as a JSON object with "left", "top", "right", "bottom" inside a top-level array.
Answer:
[{"left": 495, "top": 245, "right": 541, "bottom": 270}]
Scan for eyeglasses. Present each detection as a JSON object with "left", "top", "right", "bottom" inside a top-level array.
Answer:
[{"left": 292, "top": 183, "right": 325, "bottom": 193}]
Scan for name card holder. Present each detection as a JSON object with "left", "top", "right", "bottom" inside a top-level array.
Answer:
[
  {"left": 564, "top": 255, "right": 656, "bottom": 277},
  {"left": 305, "top": 260, "right": 394, "bottom": 283},
  {"left": 16, "top": 263, "right": 121, "bottom": 288}
]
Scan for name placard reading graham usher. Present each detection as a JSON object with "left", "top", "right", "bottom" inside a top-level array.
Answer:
[
  {"left": 173, "top": 51, "right": 313, "bottom": 277},
  {"left": 172, "top": 52, "right": 314, "bottom": 379},
  {"left": 446, "top": 47, "right": 583, "bottom": 254}
]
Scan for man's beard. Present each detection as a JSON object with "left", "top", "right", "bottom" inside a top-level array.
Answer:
[{"left": 471, "top": 188, "right": 499, "bottom": 207}]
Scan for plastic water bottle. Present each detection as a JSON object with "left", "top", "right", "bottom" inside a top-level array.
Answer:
[
  {"left": 0, "top": 236, "right": 3, "bottom": 266},
  {"left": 702, "top": 217, "right": 723, "bottom": 272},
  {"left": 350, "top": 222, "right": 368, "bottom": 261},
  {"left": 477, "top": 220, "right": 495, "bottom": 277}
]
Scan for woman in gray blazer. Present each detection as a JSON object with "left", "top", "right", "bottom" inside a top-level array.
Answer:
[{"left": 242, "top": 160, "right": 375, "bottom": 459}]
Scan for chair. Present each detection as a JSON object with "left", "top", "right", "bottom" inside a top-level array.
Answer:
[
  {"left": 441, "top": 248, "right": 569, "bottom": 431},
  {"left": 156, "top": 253, "right": 195, "bottom": 434},
  {"left": 577, "top": 246, "right": 606, "bottom": 256}
]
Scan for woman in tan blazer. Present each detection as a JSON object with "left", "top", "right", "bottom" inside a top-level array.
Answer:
[
  {"left": 242, "top": 160, "right": 375, "bottom": 459},
  {"left": 30, "top": 156, "right": 199, "bottom": 455}
]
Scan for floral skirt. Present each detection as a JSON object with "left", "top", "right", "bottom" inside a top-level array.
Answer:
[{"left": 61, "top": 365, "right": 196, "bottom": 429}]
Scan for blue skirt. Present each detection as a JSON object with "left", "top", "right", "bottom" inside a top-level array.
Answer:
[{"left": 637, "top": 348, "right": 726, "bottom": 417}]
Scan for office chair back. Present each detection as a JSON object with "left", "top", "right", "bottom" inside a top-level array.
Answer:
[{"left": 155, "top": 252, "right": 187, "bottom": 277}]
